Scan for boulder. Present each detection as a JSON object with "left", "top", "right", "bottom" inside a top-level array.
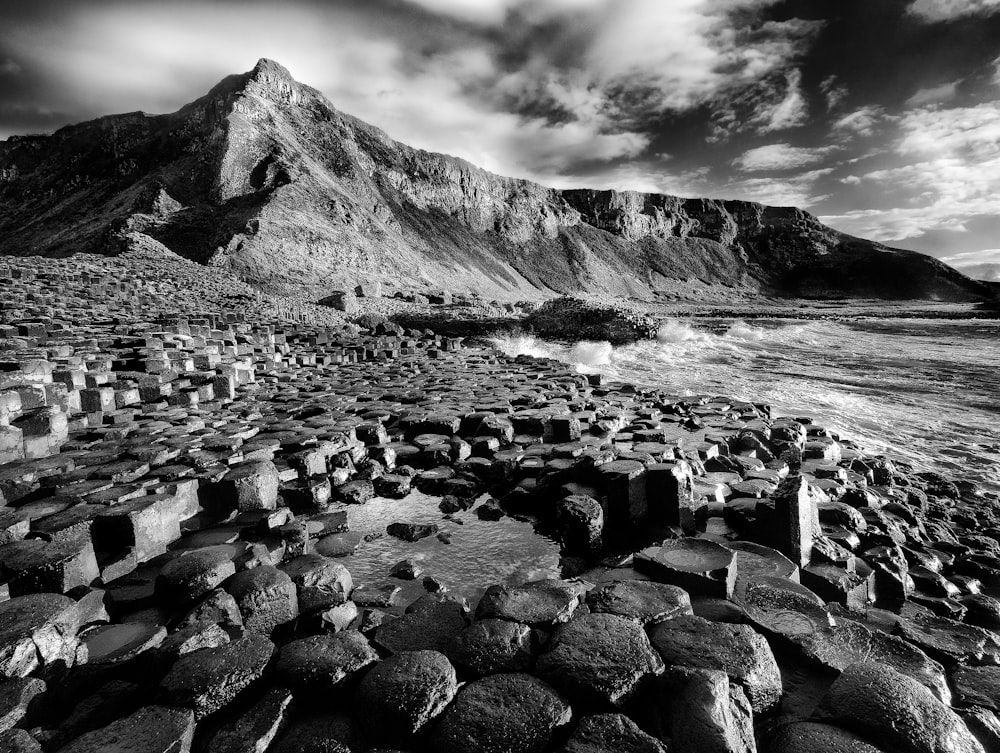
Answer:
[
  {"left": 0, "top": 535, "right": 99, "bottom": 596},
  {"left": 374, "top": 595, "right": 467, "bottom": 654},
  {"left": 432, "top": 672, "right": 572, "bottom": 753},
  {"left": 650, "top": 614, "right": 781, "bottom": 713},
  {"left": 157, "top": 547, "right": 237, "bottom": 604},
  {"left": 356, "top": 650, "right": 458, "bottom": 746},
  {"left": 0, "top": 593, "right": 80, "bottom": 678},
  {"left": 952, "top": 665, "right": 1000, "bottom": 712},
  {"left": 585, "top": 580, "right": 692, "bottom": 625},
  {"left": 475, "top": 579, "right": 588, "bottom": 628},
  {"left": 0, "top": 677, "right": 46, "bottom": 733},
  {"left": 275, "top": 632, "right": 378, "bottom": 693},
  {"left": 224, "top": 565, "right": 298, "bottom": 634},
  {"left": 280, "top": 554, "right": 353, "bottom": 614},
  {"left": 560, "top": 713, "right": 667, "bottom": 753},
  {"left": 768, "top": 722, "right": 889, "bottom": 753},
  {"left": 666, "top": 668, "right": 756, "bottom": 753},
  {"left": 160, "top": 634, "right": 275, "bottom": 718},
  {"left": 55, "top": 705, "right": 195, "bottom": 753},
  {"left": 818, "top": 662, "right": 984, "bottom": 753},
  {"left": 446, "top": 618, "right": 535, "bottom": 676},
  {"left": 535, "top": 612, "right": 664, "bottom": 707},
  {"left": 556, "top": 495, "right": 603, "bottom": 556},
  {"left": 208, "top": 688, "right": 293, "bottom": 753},
  {"left": 218, "top": 460, "right": 280, "bottom": 512}
]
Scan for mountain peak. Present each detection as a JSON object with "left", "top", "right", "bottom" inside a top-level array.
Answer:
[
  {"left": 243, "top": 58, "right": 300, "bottom": 103},
  {"left": 250, "top": 58, "right": 293, "bottom": 82}
]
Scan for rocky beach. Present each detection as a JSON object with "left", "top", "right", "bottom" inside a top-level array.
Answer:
[{"left": 0, "top": 245, "right": 999, "bottom": 753}]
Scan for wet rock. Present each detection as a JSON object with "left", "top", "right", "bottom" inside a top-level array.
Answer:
[
  {"left": 560, "top": 713, "right": 667, "bottom": 753},
  {"left": 156, "top": 547, "right": 237, "bottom": 604},
  {"left": 0, "top": 535, "right": 99, "bottom": 596},
  {"left": 666, "top": 668, "right": 756, "bottom": 753},
  {"left": 177, "top": 588, "right": 243, "bottom": 633},
  {"left": 386, "top": 522, "right": 438, "bottom": 542},
  {"left": 634, "top": 538, "right": 737, "bottom": 599},
  {"left": 0, "top": 593, "right": 80, "bottom": 678},
  {"left": 768, "top": 722, "right": 889, "bottom": 753},
  {"left": 279, "top": 554, "right": 352, "bottom": 613},
  {"left": 798, "top": 620, "right": 950, "bottom": 703},
  {"left": 818, "top": 661, "right": 984, "bottom": 753},
  {"left": 275, "top": 631, "right": 378, "bottom": 693},
  {"left": 893, "top": 611, "right": 1000, "bottom": 666},
  {"left": 650, "top": 614, "right": 781, "bottom": 713},
  {"left": 356, "top": 650, "right": 458, "bottom": 746},
  {"left": 536, "top": 611, "right": 664, "bottom": 707},
  {"left": 475, "top": 579, "right": 588, "bottom": 628},
  {"left": 335, "top": 480, "right": 374, "bottom": 504},
  {"left": 374, "top": 595, "right": 466, "bottom": 654},
  {"left": 219, "top": 460, "right": 280, "bottom": 512},
  {"left": 446, "top": 618, "right": 535, "bottom": 676},
  {"left": 160, "top": 634, "right": 275, "bottom": 718},
  {"left": 585, "top": 580, "right": 692, "bottom": 626},
  {"left": 431, "top": 672, "right": 572, "bottom": 753},
  {"left": 269, "top": 711, "right": 360, "bottom": 753},
  {"left": 556, "top": 495, "right": 603, "bottom": 556},
  {"left": 952, "top": 665, "right": 1000, "bottom": 712},
  {"left": 55, "top": 705, "right": 195, "bottom": 753},
  {"left": 318, "top": 601, "right": 359, "bottom": 633},
  {"left": 0, "top": 677, "right": 45, "bottom": 733},
  {"left": 740, "top": 580, "right": 833, "bottom": 644},
  {"left": 476, "top": 498, "right": 505, "bottom": 520},
  {"left": 389, "top": 559, "right": 421, "bottom": 580},
  {"left": 208, "top": 687, "right": 293, "bottom": 753},
  {"left": 225, "top": 565, "right": 298, "bottom": 634}
]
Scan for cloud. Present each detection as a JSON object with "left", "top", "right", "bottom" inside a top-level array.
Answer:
[
  {"left": 757, "top": 69, "right": 809, "bottom": 132},
  {"left": 821, "top": 101, "right": 1000, "bottom": 243},
  {"left": 831, "top": 106, "right": 888, "bottom": 138},
  {"left": 904, "top": 81, "right": 959, "bottom": 107},
  {"left": 733, "top": 143, "right": 836, "bottom": 172},
  {"left": 0, "top": 59, "right": 20, "bottom": 76},
  {"left": 820, "top": 75, "right": 847, "bottom": 111},
  {"left": 940, "top": 248, "right": 1000, "bottom": 265},
  {"left": 717, "top": 168, "right": 834, "bottom": 208},
  {"left": 907, "top": 0, "right": 1000, "bottom": 22}
]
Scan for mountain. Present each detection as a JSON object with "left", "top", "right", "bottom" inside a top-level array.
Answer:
[{"left": 0, "top": 58, "right": 992, "bottom": 302}]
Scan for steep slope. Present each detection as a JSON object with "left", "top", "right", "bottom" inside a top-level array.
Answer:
[{"left": 0, "top": 59, "right": 991, "bottom": 302}]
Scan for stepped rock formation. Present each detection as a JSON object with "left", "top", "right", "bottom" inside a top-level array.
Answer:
[{"left": 0, "top": 58, "right": 992, "bottom": 302}]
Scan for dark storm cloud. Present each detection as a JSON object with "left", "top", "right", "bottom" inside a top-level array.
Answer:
[{"left": 1, "top": 0, "right": 998, "bottom": 262}]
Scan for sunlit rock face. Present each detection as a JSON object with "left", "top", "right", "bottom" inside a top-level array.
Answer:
[{"left": 0, "top": 58, "right": 991, "bottom": 303}]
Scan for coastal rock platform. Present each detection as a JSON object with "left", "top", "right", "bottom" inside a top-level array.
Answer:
[{"left": 1, "top": 255, "right": 999, "bottom": 753}]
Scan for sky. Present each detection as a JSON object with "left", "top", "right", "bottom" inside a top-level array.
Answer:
[{"left": 1, "top": 0, "right": 999, "bottom": 278}]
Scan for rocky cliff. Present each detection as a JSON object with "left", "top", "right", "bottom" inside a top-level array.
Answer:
[{"left": 0, "top": 58, "right": 991, "bottom": 302}]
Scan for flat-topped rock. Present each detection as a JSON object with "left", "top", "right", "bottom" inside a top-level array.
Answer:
[
  {"left": 275, "top": 631, "right": 378, "bottom": 693},
  {"left": 475, "top": 579, "right": 588, "bottom": 628},
  {"left": 446, "top": 618, "right": 535, "bottom": 676},
  {"left": 585, "top": 580, "right": 692, "bottom": 625},
  {"left": 535, "top": 611, "right": 664, "bottom": 707},
  {"left": 55, "top": 705, "right": 195, "bottom": 753},
  {"left": 0, "top": 593, "right": 80, "bottom": 678},
  {"left": 432, "top": 672, "right": 572, "bottom": 753},
  {"left": 634, "top": 538, "right": 737, "bottom": 599}
]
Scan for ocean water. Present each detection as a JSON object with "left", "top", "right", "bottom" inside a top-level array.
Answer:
[{"left": 494, "top": 317, "right": 1000, "bottom": 495}]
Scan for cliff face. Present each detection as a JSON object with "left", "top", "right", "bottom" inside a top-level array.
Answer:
[{"left": 0, "top": 59, "right": 991, "bottom": 302}]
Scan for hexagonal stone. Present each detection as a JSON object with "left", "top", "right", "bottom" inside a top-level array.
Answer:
[
  {"left": 160, "top": 635, "right": 275, "bottom": 718},
  {"left": 279, "top": 554, "right": 353, "bottom": 614},
  {"left": 208, "top": 688, "right": 292, "bottom": 753},
  {"left": 275, "top": 632, "right": 378, "bottom": 693},
  {"left": 893, "top": 611, "right": 1000, "bottom": 666},
  {"left": 157, "top": 547, "right": 237, "bottom": 603},
  {"left": 374, "top": 596, "right": 467, "bottom": 654},
  {"left": 219, "top": 460, "right": 280, "bottom": 512},
  {"left": 585, "top": 580, "right": 692, "bottom": 626},
  {"left": 225, "top": 565, "right": 298, "bottom": 635},
  {"left": 475, "top": 579, "right": 588, "bottom": 628},
  {"left": 432, "top": 673, "right": 571, "bottom": 753},
  {"left": 446, "top": 619, "right": 535, "bottom": 676},
  {"left": 561, "top": 713, "right": 668, "bottom": 753},
  {"left": 666, "top": 668, "right": 756, "bottom": 753},
  {"left": 818, "top": 662, "right": 984, "bottom": 753},
  {"left": 0, "top": 535, "right": 99, "bottom": 596},
  {"left": 0, "top": 593, "right": 80, "bottom": 678},
  {"left": 953, "top": 665, "right": 1000, "bottom": 712},
  {"left": 55, "top": 705, "right": 195, "bottom": 753},
  {"left": 649, "top": 614, "right": 781, "bottom": 713},
  {"left": 634, "top": 539, "right": 737, "bottom": 599},
  {"left": 356, "top": 650, "right": 457, "bottom": 746},
  {"left": 536, "top": 612, "right": 664, "bottom": 707}
]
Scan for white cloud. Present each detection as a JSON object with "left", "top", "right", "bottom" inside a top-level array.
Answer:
[
  {"left": 733, "top": 143, "right": 836, "bottom": 172},
  {"left": 832, "top": 106, "right": 888, "bottom": 138},
  {"left": 941, "top": 248, "right": 1000, "bottom": 264},
  {"left": 820, "top": 75, "right": 847, "bottom": 111},
  {"left": 757, "top": 69, "right": 809, "bottom": 132},
  {"left": 904, "top": 81, "right": 959, "bottom": 108},
  {"left": 907, "top": 0, "right": 1000, "bottom": 22},
  {"left": 717, "top": 168, "right": 834, "bottom": 208},
  {"left": 821, "top": 102, "right": 1000, "bottom": 243}
]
